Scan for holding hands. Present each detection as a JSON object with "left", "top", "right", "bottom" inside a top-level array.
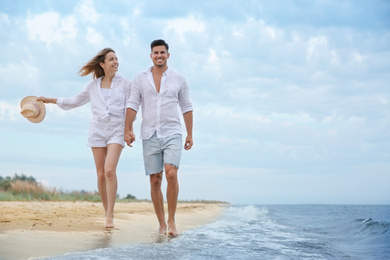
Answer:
[{"left": 125, "top": 131, "right": 136, "bottom": 147}]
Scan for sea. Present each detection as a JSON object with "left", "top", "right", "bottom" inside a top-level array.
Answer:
[{"left": 42, "top": 204, "right": 389, "bottom": 260}]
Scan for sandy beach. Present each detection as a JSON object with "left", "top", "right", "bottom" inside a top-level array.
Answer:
[{"left": 0, "top": 201, "right": 226, "bottom": 260}]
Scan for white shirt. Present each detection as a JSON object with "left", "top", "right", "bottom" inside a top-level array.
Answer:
[
  {"left": 101, "top": 88, "right": 111, "bottom": 103},
  {"left": 57, "top": 74, "right": 132, "bottom": 121},
  {"left": 127, "top": 67, "right": 193, "bottom": 140}
]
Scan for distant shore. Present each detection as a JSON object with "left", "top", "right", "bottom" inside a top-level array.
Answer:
[{"left": 0, "top": 201, "right": 226, "bottom": 260}]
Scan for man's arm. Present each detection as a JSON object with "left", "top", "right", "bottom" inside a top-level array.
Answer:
[
  {"left": 124, "top": 108, "right": 137, "bottom": 147},
  {"left": 183, "top": 111, "right": 193, "bottom": 150}
]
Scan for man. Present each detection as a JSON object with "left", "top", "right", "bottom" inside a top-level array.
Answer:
[{"left": 125, "top": 39, "right": 193, "bottom": 237}]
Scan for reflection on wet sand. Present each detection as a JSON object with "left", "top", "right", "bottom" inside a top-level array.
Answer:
[{"left": 94, "top": 229, "right": 114, "bottom": 249}]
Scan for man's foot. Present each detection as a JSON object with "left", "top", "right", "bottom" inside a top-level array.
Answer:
[{"left": 168, "top": 221, "right": 178, "bottom": 237}]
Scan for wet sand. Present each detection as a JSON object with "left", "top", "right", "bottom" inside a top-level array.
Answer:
[{"left": 0, "top": 201, "right": 225, "bottom": 260}]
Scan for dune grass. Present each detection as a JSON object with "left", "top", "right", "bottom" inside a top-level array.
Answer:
[
  {"left": 0, "top": 181, "right": 102, "bottom": 202},
  {"left": 0, "top": 174, "right": 101, "bottom": 202},
  {"left": 0, "top": 174, "right": 227, "bottom": 203}
]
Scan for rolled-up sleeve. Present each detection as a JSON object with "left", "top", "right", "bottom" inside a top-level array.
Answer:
[
  {"left": 126, "top": 78, "right": 141, "bottom": 112},
  {"left": 178, "top": 78, "right": 193, "bottom": 114},
  {"left": 57, "top": 85, "right": 90, "bottom": 110},
  {"left": 125, "top": 79, "right": 132, "bottom": 102}
]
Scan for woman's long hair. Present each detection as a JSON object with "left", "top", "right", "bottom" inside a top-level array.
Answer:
[{"left": 79, "top": 48, "right": 115, "bottom": 79}]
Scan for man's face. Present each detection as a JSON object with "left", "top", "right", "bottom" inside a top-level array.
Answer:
[{"left": 151, "top": 45, "right": 170, "bottom": 67}]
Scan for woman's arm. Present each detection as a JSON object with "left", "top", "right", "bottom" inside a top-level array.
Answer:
[{"left": 37, "top": 97, "right": 57, "bottom": 104}]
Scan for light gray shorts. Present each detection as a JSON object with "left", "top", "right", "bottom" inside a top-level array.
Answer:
[
  {"left": 87, "top": 119, "right": 125, "bottom": 148},
  {"left": 142, "top": 132, "right": 182, "bottom": 175}
]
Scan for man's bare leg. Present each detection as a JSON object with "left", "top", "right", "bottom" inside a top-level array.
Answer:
[
  {"left": 150, "top": 172, "right": 167, "bottom": 235},
  {"left": 165, "top": 164, "right": 179, "bottom": 237}
]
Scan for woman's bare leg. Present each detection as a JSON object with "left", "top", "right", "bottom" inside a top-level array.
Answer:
[
  {"left": 104, "top": 143, "right": 123, "bottom": 228},
  {"left": 92, "top": 147, "right": 108, "bottom": 215}
]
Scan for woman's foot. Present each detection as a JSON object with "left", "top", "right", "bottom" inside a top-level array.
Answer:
[
  {"left": 157, "top": 225, "right": 167, "bottom": 235},
  {"left": 105, "top": 215, "right": 115, "bottom": 228}
]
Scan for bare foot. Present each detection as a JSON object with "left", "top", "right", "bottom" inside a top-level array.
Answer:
[
  {"left": 105, "top": 216, "right": 115, "bottom": 228},
  {"left": 168, "top": 221, "right": 178, "bottom": 237},
  {"left": 157, "top": 225, "right": 167, "bottom": 235}
]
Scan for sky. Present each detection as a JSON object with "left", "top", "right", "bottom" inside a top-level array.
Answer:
[{"left": 1, "top": 0, "right": 389, "bottom": 205}]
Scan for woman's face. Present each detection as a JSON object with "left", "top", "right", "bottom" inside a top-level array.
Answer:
[{"left": 101, "top": 51, "right": 118, "bottom": 74}]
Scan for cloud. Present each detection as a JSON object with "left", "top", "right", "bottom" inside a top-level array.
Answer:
[
  {"left": 0, "top": 61, "right": 39, "bottom": 87},
  {"left": 85, "top": 27, "right": 104, "bottom": 45},
  {"left": 0, "top": 12, "right": 10, "bottom": 24},
  {"left": 120, "top": 18, "right": 137, "bottom": 46},
  {"left": 26, "top": 11, "right": 77, "bottom": 44},
  {"left": 0, "top": 100, "right": 20, "bottom": 121},
  {"left": 74, "top": 0, "right": 99, "bottom": 23},
  {"left": 163, "top": 15, "right": 206, "bottom": 42}
]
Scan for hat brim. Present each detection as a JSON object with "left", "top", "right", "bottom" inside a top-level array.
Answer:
[{"left": 20, "top": 96, "right": 46, "bottom": 123}]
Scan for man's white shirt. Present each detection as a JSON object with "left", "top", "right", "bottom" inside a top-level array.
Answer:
[{"left": 126, "top": 67, "right": 193, "bottom": 140}]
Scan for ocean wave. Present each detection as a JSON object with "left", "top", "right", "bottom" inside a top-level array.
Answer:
[
  {"left": 351, "top": 218, "right": 390, "bottom": 235},
  {"left": 225, "top": 205, "right": 269, "bottom": 221}
]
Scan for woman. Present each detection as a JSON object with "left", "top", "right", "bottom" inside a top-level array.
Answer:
[{"left": 38, "top": 48, "right": 132, "bottom": 228}]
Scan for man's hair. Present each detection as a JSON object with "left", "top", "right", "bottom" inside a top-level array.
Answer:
[{"left": 150, "top": 39, "right": 169, "bottom": 52}]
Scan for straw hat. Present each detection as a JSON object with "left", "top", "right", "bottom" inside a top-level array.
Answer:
[{"left": 20, "top": 96, "right": 46, "bottom": 123}]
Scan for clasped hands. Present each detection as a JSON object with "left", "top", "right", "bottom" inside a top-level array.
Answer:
[{"left": 125, "top": 131, "right": 136, "bottom": 147}]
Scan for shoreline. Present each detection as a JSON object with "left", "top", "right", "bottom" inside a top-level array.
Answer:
[{"left": 0, "top": 201, "right": 226, "bottom": 260}]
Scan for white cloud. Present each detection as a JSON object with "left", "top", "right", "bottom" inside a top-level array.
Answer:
[
  {"left": 86, "top": 27, "right": 104, "bottom": 45},
  {"left": 207, "top": 48, "right": 218, "bottom": 64},
  {"left": 132, "top": 8, "right": 141, "bottom": 17},
  {"left": 269, "top": 112, "right": 316, "bottom": 125},
  {"left": 230, "top": 87, "right": 265, "bottom": 100},
  {"left": 163, "top": 15, "right": 205, "bottom": 42},
  {"left": 0, "top": 100, "right": 20, "bottom": 121},
  {"left": 75, "top": 0, "right": 99, "bottom": 23},
  {"left": 291, "top": 31, "right": 301, "bottom": 42},
  {"left": 204, "top": 48, "right": 222, "bottom": 77},
  {"left": 232, "top": 25, "right": 244, "bottom": 37},
  {"left": 306, "top": 36, "right": 328, "bottom": 64},
  {"left": 352, "top": 51, "right": 364, "bottom": 63},
  {"left": 120, "top": 18, "right": 135, "bottom": 46},
  {"left": 0, "top": 12, "right": 10, "bottom": 24},
  {"left": 232, "top": 17, "right": 280, "bottom": 43},
  {"left": 265, "top": 26, "right": 276, "bottom": 39},
  {"left": 0, "top": 61, "right": 40, "bottom": 89},
  {"left": 197, "top": 104, "right": 271, "bottom": 129},
  {"left": 26, "top": 12, "right": 77, "bottom": 44}
]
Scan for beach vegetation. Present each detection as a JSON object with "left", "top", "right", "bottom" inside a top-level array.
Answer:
[
  {"left": 0, "top": 174, "right": 228, "bottom": 204},
  {"left": 124, "top": 193, "right": 137, "bottom": 199},
  {"left": 0, "top": 173, "right": 101, "bottom": 202}
]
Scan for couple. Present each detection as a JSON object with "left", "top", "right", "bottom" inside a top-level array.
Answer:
[{"left": 38, "top": 39, "right": 193, "bottom": 237}]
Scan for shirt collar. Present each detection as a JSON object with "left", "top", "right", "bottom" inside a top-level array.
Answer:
[
  {"left": 146, "top": 66, "right": 171, "bottom": 76},
  {"left": 98, "top": 73, "right": 121, "bottom": 81},
  {"left": 113, "top": 73, "right": 121, "bottom": 81}
]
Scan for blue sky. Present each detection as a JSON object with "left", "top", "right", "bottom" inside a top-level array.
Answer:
[{"left": 1, "top": 0, "right": 389, "bottom": 204}]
